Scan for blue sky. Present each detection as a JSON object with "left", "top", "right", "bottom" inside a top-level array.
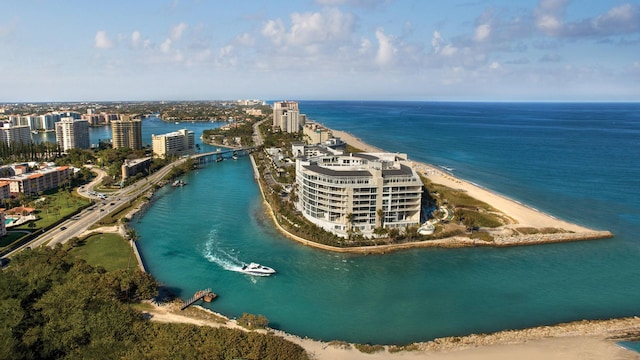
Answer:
[{"left": 1, "top": 0, "right": 639, "bottom": 101}]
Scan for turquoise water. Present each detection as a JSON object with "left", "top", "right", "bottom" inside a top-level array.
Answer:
[
  {"left": 618, "top": 341, "right": 640, "bottom": 353},
  {"left": 134, "top": 102, "right": 640, "bottom": 345},
  {"left": 4, "top": 218, "right": 14, "bottom": 225}
]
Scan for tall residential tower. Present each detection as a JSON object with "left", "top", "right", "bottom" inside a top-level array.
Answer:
[
  {"left": 111, "top": 116, "right": 142, "bottom": 150},
  {"left": 273, "top": 101, "right": 305, "bottom": 133},
  {"left": 55, "top": 117, "right": 90, "bottom": 151}
]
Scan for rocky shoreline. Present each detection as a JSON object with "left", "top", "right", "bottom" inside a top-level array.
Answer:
[{"left": 415, "top": 317, "right": 640, "bottom": 352}]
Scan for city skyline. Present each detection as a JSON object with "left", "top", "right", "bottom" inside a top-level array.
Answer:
[{"left": 1, "top": 0, "right": 639, "bottom": 102}]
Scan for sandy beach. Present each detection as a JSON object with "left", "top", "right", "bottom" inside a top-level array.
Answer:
[
  {"left": 332, "top": 129, "right": 598, "bottom": 233},
  {"left": 142, "top": 300, "right": 640, "bottom": 360}
]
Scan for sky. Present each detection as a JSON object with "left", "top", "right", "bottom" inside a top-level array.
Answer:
[{"left": 1, "top": 0, "right": 639, "bottom": 102}]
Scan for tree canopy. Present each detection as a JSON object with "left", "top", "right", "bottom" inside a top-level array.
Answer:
[{"left": 0, "top": 246, "right": 309, "bottom": 360}]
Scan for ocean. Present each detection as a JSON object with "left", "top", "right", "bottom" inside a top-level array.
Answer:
[{"left": 132, "top": 101, "right": 640, "bottom": 345}]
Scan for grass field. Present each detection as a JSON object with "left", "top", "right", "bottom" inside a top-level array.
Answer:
[{"left": 70, "top": 233, "right": 136, "bottom": 272}]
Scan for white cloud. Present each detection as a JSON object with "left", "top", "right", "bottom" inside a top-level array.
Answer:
[
  {"left": 474, "top": 23, "right": 491, "bottom": 42},
  {"left": 432, "top": 31, "right": 457, "bottom": 56},
  {"left": 171, "top": 23, "right": 188, "bottom": 41},
  {"left": 262, "top": 8, "right": 355, "bottom": 47},
  {"left": 534, "top": 0, "right": 568, "bottom": 35},
  {"left": 161, "top": 38, "right": 172, "bottom": 53},
  {"left": 235, "top": 33, "right": 255, "bottom": 47},
  {"left": 94, "top": 31, "right": 114, "bottom": 49},
  {"left": 374, "top": 28, "right": 396, "bottom": 66},
  {"left": 262, "top": 19, "right": 286, "bottom": 46},
  {"left": 131, "top": 31, "right": 142, "bottom": 48}
]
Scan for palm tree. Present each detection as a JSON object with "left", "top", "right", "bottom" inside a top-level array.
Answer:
[
  {"left": 376, "top": 208, "right": 385, "bottom": 228},
  {"left": 345, "top": 212, "right": 354, "bottom": 239}
]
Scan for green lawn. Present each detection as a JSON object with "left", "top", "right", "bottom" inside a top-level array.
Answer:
[
  {"left": 70, "top": 233, "right": 136, "bottom": 272},
  {"left": 15, "top": 191, "right": 91, "bottom": 232}
]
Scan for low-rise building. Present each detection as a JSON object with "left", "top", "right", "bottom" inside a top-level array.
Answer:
[
  {"left": 122, "top": 157, "right": 152, "bottom": 180},
  {"left": 295, "top": 146, "right": 423, "bottom": 238},
  {"left": 0, "top": 164, "right": 72, "bottom": 196},
  {"left": 303, "top": 122, "right": 334, "bottom": 144},
  {"left": 151, "top": 129, "right": 194, "bottom": 158}
]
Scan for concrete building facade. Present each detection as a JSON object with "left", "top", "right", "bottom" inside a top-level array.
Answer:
[
  {"left": 295, "top": 149, "right": 423, "bottom": 238},
  {"left": 0, "top": 123, "right": 32, "bottom": 145},
  {"left": 55, "top": 117, "right": 90, "bottom": 151},
  {"left": 0, "top": 165, "right": 72, "bottom": 195},
  {"left": 273, "top": 101, "right": 305, "bottom": 133},
  {"left": 151, "top": 129, "right": 194, "bottom": 158},
  {"left": 111, "top": 117, "right": 143, "bottom": 150}
]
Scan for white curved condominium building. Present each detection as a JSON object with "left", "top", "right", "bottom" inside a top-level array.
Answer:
[{"left": 295, "top": 152, "right": 422, "bottom": 238}]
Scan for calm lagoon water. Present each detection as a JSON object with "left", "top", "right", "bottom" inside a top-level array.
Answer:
[{"left": 133, "top": 102, "right": 640, "bottom": 345}]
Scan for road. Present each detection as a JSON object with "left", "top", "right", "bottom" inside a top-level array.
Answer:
[{"left": 2, "top": 157, "right": 188, "bottom": 257}]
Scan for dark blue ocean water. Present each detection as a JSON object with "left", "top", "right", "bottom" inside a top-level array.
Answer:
[{"left": 133, "top": 102, "right": 640, "bottom": 345}]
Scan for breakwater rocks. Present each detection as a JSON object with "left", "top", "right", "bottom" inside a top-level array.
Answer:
[
  {"left": 416, "top": 317, "right": 640, "bottom": 352},
  {"left": 271, "top": 231, "right": 614, "bottom": 255},
  {"left": 490, "top": 230, "right": 614, "bottom": 247}
]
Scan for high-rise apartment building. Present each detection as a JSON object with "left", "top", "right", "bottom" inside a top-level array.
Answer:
[
  {"left": 273, "top": 101, "right": 305, "bottom": 133},
  {"left": 151, "top": 129, "right": 194, "bottom": 158},
  {"left": 0, "top": 123, "right": 32, "bottom": 145},
  {"left": 295, "top": 147, "right": 423, "bottom": 238},
  {"left": 55, "top": 117, "right": 90, "bottom": 151},
  {"left": 111, "top": 116, "right": 142, "bottom": 150}
]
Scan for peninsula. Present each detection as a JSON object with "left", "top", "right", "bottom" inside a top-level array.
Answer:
[{"left": 252, "top": 119, "right": 612, "bottom": 253}]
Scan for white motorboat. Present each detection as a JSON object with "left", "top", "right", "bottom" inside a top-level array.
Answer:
[{"left": 240, "top": 262, "right": 276, "bottom": 276}]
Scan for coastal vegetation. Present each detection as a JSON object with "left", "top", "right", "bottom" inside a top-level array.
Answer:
[
  {"left": 69, "top": 233, "right": 136, "bottom": 271},
  {"left": 0, "top": 243, "right": 309, "bottom": 360},
  {"left": 202, "top": 118, "right": 255, "bottom": 148}
]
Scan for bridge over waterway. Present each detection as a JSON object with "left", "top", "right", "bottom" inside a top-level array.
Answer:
[{"left": 191, "top": 146, "right": 255, "bottom": 163}]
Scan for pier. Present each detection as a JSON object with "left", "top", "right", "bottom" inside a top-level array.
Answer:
[{"left": 180, "top": 289, "right": 217, "bottom": 310}]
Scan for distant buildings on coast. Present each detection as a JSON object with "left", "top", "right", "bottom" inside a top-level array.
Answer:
[{"left": 273, "top": 101, "right": 306, "bottom": 133}]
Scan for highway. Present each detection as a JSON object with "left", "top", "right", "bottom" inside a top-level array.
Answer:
[{"left": 2, "top": 157, "right": 188, "bottom": 257}]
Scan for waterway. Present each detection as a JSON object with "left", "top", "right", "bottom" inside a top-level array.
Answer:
[{"left": 132, "top": 102, "right": 640, "bottom": 345}]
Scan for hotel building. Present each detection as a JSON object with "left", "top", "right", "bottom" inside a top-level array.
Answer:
[
  {"left": 295, "top": 148, "right": 423, "bottom": 238},
  {"left": 273, "top": 101, "right": 306, "bottom": 133},
  {"left": 111, "top": 116, "right": 143, "bottom": 150},
  {"left": 151, "top": 129, "right": 195, "bottom": 158},
  {"left": 55, "top": 117, "right": 90, "bottom": 151}
]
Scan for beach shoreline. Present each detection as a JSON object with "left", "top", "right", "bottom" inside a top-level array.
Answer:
[
  {"left": 142, "top": 299, "right": 640, "bottom": 360},
  {"left": 331, "top": 128, "right": 611, "bottom": 238},
  {"left": 251, "top": 127, "right": 613, "bottom": 254}
]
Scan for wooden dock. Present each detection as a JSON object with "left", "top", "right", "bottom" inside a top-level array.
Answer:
[{"left": 180, "top": 289, "right": 217, "bottom": 310}]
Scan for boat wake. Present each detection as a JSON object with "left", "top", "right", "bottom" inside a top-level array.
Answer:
[{"left": 202, "top": 229, "right": 258, "bottom": 281}]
